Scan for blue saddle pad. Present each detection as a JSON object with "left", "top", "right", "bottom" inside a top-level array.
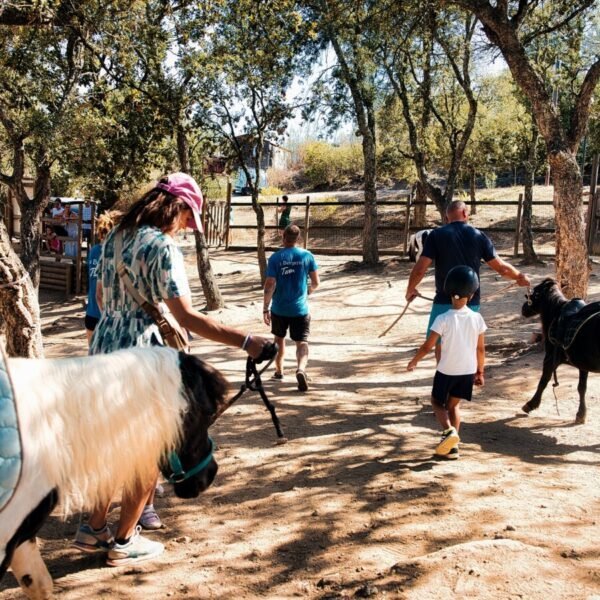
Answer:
[{"left": 0, "top": 348, "right": 22, "bottom": 511}]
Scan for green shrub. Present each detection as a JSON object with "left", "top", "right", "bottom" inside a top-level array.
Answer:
[
  {"left": 299, "top": 141, "right": 364, "bottom": 188},
  {"left": 202, "top": 176, "right": 229, "bottom": 201},
  {"left": 259, "top": 185, "right": 285, "bottom": 199},
  {"left": 311, "top": 197, "right": 339, "bottom": 221}
]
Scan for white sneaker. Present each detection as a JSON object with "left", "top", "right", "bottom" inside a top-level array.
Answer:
[
  {"left": 435, "top": 427, "right": 460, "bottom": 456},
  {"left": 106, "top": 526, "right": 164, "bottom": 567}
]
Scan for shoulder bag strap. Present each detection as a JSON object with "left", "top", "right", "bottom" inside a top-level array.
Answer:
[{"left": 113, "top": 230, "right": 165, "bottom": 324}]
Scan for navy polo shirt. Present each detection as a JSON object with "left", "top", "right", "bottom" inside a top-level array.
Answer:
[{"left": 421, "top": 221, "right": 496, "bottom": 305}]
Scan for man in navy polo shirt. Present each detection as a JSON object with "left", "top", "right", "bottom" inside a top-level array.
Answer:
[
  {"left": 263, "top": 225, "right": 320, "bottom": 391},
  {"left": 406, "top": 200, "right": 530, "bottom": 360}
]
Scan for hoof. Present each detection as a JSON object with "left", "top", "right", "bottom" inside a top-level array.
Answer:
[
  {"left": 276, "top": 436, "right": 288, "bottom": 445},
  {"left": 522, "top": 403, "right": 533, "bottom": 414},
  {"left": 575, "top": 415, "right": 586, "bottom": 425}
]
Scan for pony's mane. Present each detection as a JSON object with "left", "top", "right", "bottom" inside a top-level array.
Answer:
[
  {"left": 9, "top": 347, "right": 187, "bottom": 514},
  {"left": 539, "top": 278, "right": 568, "bottom": 313}
]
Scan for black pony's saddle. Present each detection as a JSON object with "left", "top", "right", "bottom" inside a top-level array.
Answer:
[{"left": 548, "top": 299, "right": 600, "bottom": 350}]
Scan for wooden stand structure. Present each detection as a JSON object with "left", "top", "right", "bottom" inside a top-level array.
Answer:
[
  {"left": 40, "top": 200, "right": 96, "bottom": 296},
  {"left": 39, "top": 259, "right": 74, "bottom": 295}
]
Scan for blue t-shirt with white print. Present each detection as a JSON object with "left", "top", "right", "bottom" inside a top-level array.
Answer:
[
  {"left": 86, "top": 243, "right": 102, "bottom": 319},
  {"left": 267, "top": 246, "right": 318, "bottom": 317}
]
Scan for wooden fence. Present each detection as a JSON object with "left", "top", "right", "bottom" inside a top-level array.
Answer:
[
  {"left": 211, "top": 195, "right": 594, "bottom": 257},
  {"left": 202, "top": 157, "right": 600, "bottom": 257}
]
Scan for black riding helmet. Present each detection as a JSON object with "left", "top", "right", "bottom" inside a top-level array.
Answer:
[{"left": 444, "top": 265, "right": 479, "bottom": 299}]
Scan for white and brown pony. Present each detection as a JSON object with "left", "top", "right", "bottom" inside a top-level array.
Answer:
[
  {"left": 0, "top": 346, "right": 233, "bottom": 599},
  {"left": 408, "top": 229, "right": 432, "bottom": 262}
]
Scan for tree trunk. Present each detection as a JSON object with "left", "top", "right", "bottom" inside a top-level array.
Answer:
[
  {"left": 414, "top": 181, "right": 427, "bottom": 228},
  {"left": 177, "top": 125, "right": 224, "bottom": 310},
  {"left": 362, "top": 126, "right": 379, "bottom": 265},
  {"left": 250, "top": 138, "right": 268, "bottom": 284},
  {"left": 469, "top": 166, "right": 477, "bottom": 215},
  {"left": 551, "top": 151, "right": 589, "bottom": 297},
  {"left": 19, "top": 159, "right": 51, "bottom": 287},
  {"left": 0, "top": 220, "right": 43, "bottom": 358},
  {"left": 328, "top": 33, "right": 379, "bottom": 265},
  {"left": 253, "top": 194, "right": 267, "bottom": 284},
  {"left": 450, "top": 0, "right": 599, "bottom": 298},
  {"left": 193, "top": 230, "right": 224, "bottom": 310},
  {"left": 521, "top": 126, "right": 539, "bottom": 264}
]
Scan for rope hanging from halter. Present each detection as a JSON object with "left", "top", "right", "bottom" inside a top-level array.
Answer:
[{"left": 229, "top": 354, "right": 287, "bottom": 442}]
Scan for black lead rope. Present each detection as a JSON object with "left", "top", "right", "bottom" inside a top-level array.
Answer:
[{"left": 229, "top": 354, "right": 287, "bottom": 443}]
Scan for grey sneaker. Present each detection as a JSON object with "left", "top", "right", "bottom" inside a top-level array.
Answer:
[
  {"left": 72, "top": 523, "right": 114, "bottom": 553},
  {"left": 106, "top": 526, "right": 164, "bottom": 567},
  {"left": 138, "top": 504, "right": 163, "bottom": 530},
  {"left": 435, "top": 427, "right": 460, "bottom": 456},
  {"left": 296, "top": 370, "right": 309, "bottom": 392}
]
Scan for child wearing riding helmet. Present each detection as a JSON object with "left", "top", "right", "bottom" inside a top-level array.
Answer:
[{"left": 407, "top": 265, "right": 486, "bottom": 459}]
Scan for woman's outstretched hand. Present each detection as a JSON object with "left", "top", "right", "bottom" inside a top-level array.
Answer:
[{"left": 246, "top": 336, "right": 278, "bottom": 362}]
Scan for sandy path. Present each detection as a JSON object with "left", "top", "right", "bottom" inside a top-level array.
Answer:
[{"left": 2, "top": 246, "right": 599, "bottom": 599}]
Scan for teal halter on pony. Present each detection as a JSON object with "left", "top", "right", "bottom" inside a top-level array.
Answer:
[{"left": 167, "top": 437, "right": 214, "bottom": 484}]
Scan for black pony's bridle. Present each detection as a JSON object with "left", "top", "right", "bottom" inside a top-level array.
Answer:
[{"left": 525, "top": 286, "right": 533, "bottom": 306}]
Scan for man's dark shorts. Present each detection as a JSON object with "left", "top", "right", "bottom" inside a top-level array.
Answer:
[
  {"left": 271, "top": 312, "right": 310, "bottom": 342},
  {"left": 432, "top": 371, "right": 474, "bottom": 407}
]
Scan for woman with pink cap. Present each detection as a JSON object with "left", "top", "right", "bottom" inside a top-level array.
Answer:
[{"left": 72, "top": 173, "right": 271, "bottom": 566}]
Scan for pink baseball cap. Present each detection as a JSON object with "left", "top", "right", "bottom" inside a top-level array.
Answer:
[{"left": 155, "top": 172, "right": 204, "bottom": 232}]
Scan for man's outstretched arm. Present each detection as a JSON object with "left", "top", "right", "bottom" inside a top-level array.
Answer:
[{"left": 486, "top": 257, "right": 530, "bottom": 286}]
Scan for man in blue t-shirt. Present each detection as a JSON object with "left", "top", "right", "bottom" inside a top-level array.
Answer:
[
  {"left": 406, "top": 201, "right": 530, "bottom": 360},
  {"left": 263, "top": 224, "right": 320, "bottom": 391}
]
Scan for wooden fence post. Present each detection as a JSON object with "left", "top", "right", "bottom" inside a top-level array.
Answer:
[
  {"left": 303, "top": 196, "right": 311, "bottom": 249},
  {"left": 402, "top": 195, "right": 412, "bottom": 255},
  {"left": 514, "top": 193, "right": 523, "bottom": 257},
  {"left": 225, "top": 180, "right": 232, "bottom": 249}
]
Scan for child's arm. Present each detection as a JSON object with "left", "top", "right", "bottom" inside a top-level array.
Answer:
[
  {"left": 407, "top": 331, "right": 440, "bottom": 371},
  {"left": 474, "top": 332, "right": 485, "bottom": 385}
]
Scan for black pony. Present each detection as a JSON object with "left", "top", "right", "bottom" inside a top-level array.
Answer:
[{"left": 521, "top": 278, "right": 600, "bottom": 424}]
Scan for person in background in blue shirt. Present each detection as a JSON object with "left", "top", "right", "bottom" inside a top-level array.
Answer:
[
  {"left": 263, "top": 224, "right": 320, "bottom": 391},
  {"left": 85, "top": 211, "right": 120, "bottom": 344},
  {"left": 406, "top": 200, "right": 530, "bottom": 361}
]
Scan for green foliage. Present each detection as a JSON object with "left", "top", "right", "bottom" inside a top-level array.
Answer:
[
  {"left": 259, "top": 186, "right": 285, "bottom": 199},
  {"left": 299, "top": 141, "right": 364, "bottom": 188},
  {"left": 311, "top": 197, "right": 339, "bottom": 221},
  {"left": 202, "top": 176, "right": 229, "bottom": 202}
]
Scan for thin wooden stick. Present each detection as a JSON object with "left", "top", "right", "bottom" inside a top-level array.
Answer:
[{"left": 379, "top": 298, "right": 414, "bottom": 338}]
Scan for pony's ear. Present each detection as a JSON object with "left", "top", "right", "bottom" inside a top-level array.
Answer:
[{"left": 178, "top": 353, "right": 229, "bottom": 418}]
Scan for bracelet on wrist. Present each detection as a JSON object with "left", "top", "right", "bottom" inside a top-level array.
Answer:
[{"left": 242, "top": 333, "right": 252, "bottom": 351}]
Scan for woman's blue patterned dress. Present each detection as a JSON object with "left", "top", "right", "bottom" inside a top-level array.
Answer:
[{"left": 90, "top": 225, "right": 190, "bottom": 355}]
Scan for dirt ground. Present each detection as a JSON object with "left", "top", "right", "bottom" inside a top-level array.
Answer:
[{"left": 1, "top": 242, "right": 599, "bottom": 599}]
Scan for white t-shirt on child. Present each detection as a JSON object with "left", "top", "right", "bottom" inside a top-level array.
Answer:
[{"left": 431, "top": 306, "right": 487, "bottom": 376}]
